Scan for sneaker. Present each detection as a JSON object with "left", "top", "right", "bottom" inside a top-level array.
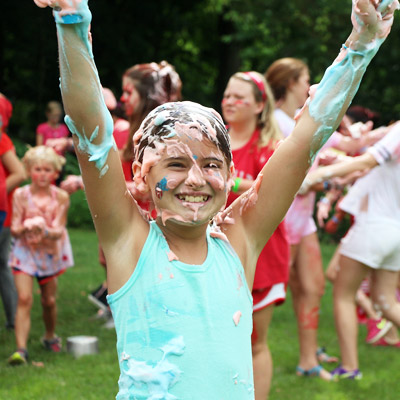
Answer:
[
  {"left": 8, "top": 349, "right": 28, "bottom": 366},
  {"left": 41, "top": 336, "right": 62, "bottom": 352},
  {"left": 88, "top": 284, "right": 108, "bottom": 311},
  {"left": 373, "top": 337, "right": 400, "bottom": 347},
  {"left": 331, "top": 366, "right": 362, "bottom": 380},
  {"left": 365, "top": 318, "right": 393, "bottom": 344}
]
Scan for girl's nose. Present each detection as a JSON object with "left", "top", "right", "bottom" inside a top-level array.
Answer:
[{"left": 185, "top": 164, "right": 206, "bottom": 188}]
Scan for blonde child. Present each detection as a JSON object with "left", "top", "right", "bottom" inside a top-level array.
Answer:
[
  {"left": 34, "top": 0, "right": 397, "bottom": 396},
  {"left": 8, "top": 145, "right": 73, "bottom": 365}
]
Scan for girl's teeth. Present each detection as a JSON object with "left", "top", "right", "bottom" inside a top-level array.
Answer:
[{"left": 179, "top": 195, "right": 207, "bottom": 203}]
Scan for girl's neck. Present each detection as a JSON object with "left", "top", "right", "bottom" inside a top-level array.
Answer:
[
  {"left": 278, "top": 95, "right": 298, "bottom": 120},
  {"left": 48, "top": 121, "right": 60, "bottom": 129},
  {"left": 228, "top": 120, "right": 257, "bottom": 150},
  {"left": 157, "top": 220, "right": 209, "bottom": 265},
  {"left": 30, "top": 182, "right": 52, "bottom": 196}
]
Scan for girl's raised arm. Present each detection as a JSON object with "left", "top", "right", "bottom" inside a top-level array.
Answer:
[
  {"left": 226, "top": 0, "right": 398, "bottom": 268},
  {"left": 34, "top": 1, "right": 145, "bottom": 256}
]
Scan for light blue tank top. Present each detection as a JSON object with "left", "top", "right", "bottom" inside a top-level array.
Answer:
[{"left": 107, "top": 221, "right": 254, "bottom": 399}]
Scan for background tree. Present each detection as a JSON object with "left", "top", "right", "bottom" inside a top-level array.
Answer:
[{"left": 2, "top": 0, "right": 400, "bottom": 146}]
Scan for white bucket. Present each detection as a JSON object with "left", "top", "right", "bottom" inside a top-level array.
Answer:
[{"left": 67, "top": 335, "right": 98, "bottom": 358}]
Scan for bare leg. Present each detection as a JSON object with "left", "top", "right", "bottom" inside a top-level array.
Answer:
[
  {"left": 333, "top": 255, "right": 368, "bottom": 370},
  {"left": 14, "top": 273, "right": 34, "bottom": 350},
  {"left": 325, "top": 244, "right": 341, "bottom": 283},
  {"left": 252, "top": 305, "right": 274, "bottom": 400},
  {"left": 356, "top": 288, "right": 379, "bottom": 319},
  {"left": 289, "top": 233, "right": 331, "bottom": 380},
  {"left": 40, "top": 278, "right": 58, "bottom": 340},
  {"left": 370, "top": 269, "right": 400, "bottom": 327},
  {"left": 382, "top": 325, "right": 400, "bottom": 344}
]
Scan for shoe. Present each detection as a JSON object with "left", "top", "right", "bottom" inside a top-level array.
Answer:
[
  {"left": 8, "top": 349, "right": 28, "bottom": 366},
  {"left": 365, "top": 318, "right": 393, "bottom": 344},
  {"left": 41, "top": 336, "right": 62, "bottom": 352},
  {"left": 372, "top": 337, "right": 400, "bottom": 347},
  {"left": 88, "top": 284, "right": 108, "bottom": 311},
  {"left": 296, "top": 365, "right": 323, "bottom": 377},
  {"left": 296, "top": 364, "right": 335, "bottom": 381},
  {"left": 331, "top": 365, "right": 362, "bottom": 380},
  {"left": 316, "top": 347, "right": 339, "bottom": 363}
]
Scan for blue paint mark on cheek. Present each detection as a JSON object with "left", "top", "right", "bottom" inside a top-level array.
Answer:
[{"left": 155, "top": 177, "right": 169, "bottom": 199}]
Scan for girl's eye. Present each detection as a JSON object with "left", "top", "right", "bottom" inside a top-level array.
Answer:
[
  {"left": 168, "top": 162, "right": 185, "bottom": 168},
  {"left": 205, "top": 163, "right": 220, "bottom": 169}
]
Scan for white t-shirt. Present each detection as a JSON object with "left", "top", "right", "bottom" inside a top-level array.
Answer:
[{"left": 341, "top": 124, "right": 400, "bottom": 222}]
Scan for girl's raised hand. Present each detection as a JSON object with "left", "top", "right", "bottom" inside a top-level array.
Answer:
[
  {"left": 352, "top": 0, "right": 399, "bottom": 39},
  {"left": 34, "top": 0, "right": 83, "bottom": 13}
]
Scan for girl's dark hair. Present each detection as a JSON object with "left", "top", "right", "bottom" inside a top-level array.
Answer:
[
  {"left": 346, "top": 105, "right": 380, "bottom": 124},
  {"left": 134, "top": 101, "right": 232, "bottom": 166},
  {"left": 122, "top": 61, "right": 182, "bottom": 162}
]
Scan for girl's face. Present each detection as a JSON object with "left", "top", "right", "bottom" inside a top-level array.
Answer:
[
  {"left": 290, "top": 69, "right": 310, "bottom": 108},
  {"left": 47, "top": 109, "right": 62, "bottom": 125},
  {"left": 29, "top": 161, "right": 58, "bottom": 188},
  {"left": 121, "top": 76, "right": 141, "bottom": 117},
  {"left": 145, "top": 133, "right": 231, "bottom": 226},
  {"left": 221, "top": 78, "right": 263, "bottom": 126}
]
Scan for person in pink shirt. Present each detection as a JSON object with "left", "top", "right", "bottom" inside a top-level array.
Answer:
[{"left": 36, "top": 101, "right": 70, "bottom": 152}]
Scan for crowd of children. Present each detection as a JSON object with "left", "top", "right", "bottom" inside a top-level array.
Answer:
[{"left": 0, "top": 0, "right": 399, "bottom": 399}]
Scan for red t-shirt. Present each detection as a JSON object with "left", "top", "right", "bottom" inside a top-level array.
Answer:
[
  {"left": 112, "top": 118, "right": 132, "bottom": 182},
  {"left": 0, "top": 133, "right": 15, "bottom": 227},
  {"left": 0, "top": 161, "right": 6, "bottom": 228},
  {"left": 227, "top": 130, "right": 289, "bottom": 289}
]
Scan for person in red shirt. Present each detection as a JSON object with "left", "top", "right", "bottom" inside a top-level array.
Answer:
[
  {"left": 222, "top": 71, "right": 290, "bottom": 399},
  {"left": 0, "top": 94, "right": 26, "bottom": 330}
]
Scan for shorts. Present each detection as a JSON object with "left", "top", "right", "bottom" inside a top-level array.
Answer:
[
  {"left": 12, "top": 267, "right": 65, "bottom": 286},
  {"left": 252, "top": 283, "right": 287, "bottom": 312},
  {"left": 340, "top": 215, "right": 400, "bottom": 271},
  {"left": 285, "top": 215, "right": 317, "bottom": 245}
]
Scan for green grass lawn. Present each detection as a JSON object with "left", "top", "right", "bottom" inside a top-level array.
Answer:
[{"left": 0, "top": 228, "right": 399, "bottom": 399}]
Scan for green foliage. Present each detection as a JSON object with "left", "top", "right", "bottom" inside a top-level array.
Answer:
[
  {"left": 67, "top": 190, "right": 94, "bottom": 229},
  {"left": 2, "top": 1, "right": 400, "bottom": 140}
]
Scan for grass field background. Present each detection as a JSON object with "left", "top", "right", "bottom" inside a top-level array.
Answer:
[{"left": 0, "top": 228, "right": 399, "bottom": 399}]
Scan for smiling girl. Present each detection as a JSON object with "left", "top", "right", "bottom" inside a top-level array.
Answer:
[{"left": 33, "top": 0, "right": 398, "bottom": 397}]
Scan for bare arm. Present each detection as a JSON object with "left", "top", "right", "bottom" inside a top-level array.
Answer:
[
  {"left": 10, "top": 188, "right": 26, "bottom": 238},
  {"left": 36, "top": 0, "right": 149, "bottom": 291},
  {"left": 303, "top": 120, "right": 400, "bottom": 187},
  {"left": 36, "top": 134, "right": 44, "bottom": 146},
  {"left": 1, "top": 150, "right": 26, "bottom": 192},
  {"left": 45, "top": 189, "right": 70, "bottom": 239}
]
